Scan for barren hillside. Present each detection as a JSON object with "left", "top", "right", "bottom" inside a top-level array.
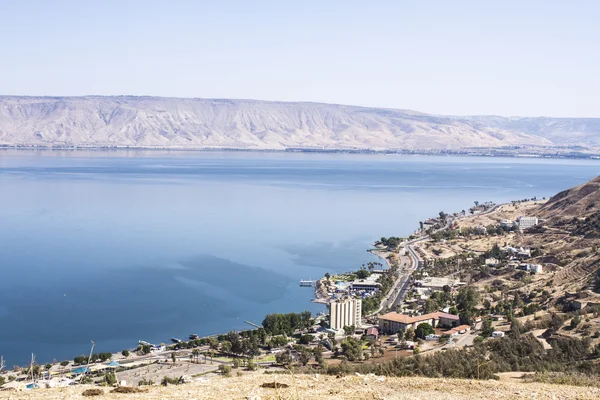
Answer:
[
  {"left": 539, "top": 176, "right": 600, "bottom": 218},
  {"left": 1, "top": 96, "right": 599, "bottom": 151},
  {"left": 1, "top": 374, "right": 598, "bottom": 400}
]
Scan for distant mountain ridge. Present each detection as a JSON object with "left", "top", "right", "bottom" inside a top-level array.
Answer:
[{"left": 1, "top": 96, "right": 599, "bottom": 151}]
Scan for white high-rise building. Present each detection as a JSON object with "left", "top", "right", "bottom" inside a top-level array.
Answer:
[{"left": 329, "top": 297, "right": 361, "bottom": 331}]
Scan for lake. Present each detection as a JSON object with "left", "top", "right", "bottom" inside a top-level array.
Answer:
[{"left": 0, "top": 150, "right": 599, "bottom": 365}]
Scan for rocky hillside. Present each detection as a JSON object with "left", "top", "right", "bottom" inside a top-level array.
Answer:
[
  {"left": 1, "top": 374, "right": 598, "bottom": 400},
  {"left": 1, "top": 96, "right": 599, "bottom": 151},
  {"left": 539, "top": 176, "right": 600, "bottom": 218}
]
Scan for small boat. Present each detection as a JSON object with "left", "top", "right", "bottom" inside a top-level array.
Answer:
[
  {"left": 171, "top": 337, "right": 183, "bottom": 343},
  {"left": 300, "top": 280, "right": 314, "bottom": 287},
  {"left": 189, "top": 334, "right": 199, "bottom": 340}
]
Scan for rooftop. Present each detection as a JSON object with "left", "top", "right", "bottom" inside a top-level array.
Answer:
[{"left": 379, "top": 311, "right": 460, "bottom": 324}]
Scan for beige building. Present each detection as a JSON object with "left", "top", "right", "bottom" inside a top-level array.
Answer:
[{"left": 329, "top": 297, "right": 362, "bottom": 331}]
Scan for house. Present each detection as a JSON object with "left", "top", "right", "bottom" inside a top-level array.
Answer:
[
  {"left": 571, "top": 300, "right": 588, "bottom": 310},
  {"left": 500, "top": 220, "right": 514, "bottom": 228},
  {"left": 485, "top": 258, "right": 500, "bottom": 267},
  {"left": 516, "top": 248, "right": 532, "bottom": 259},
  {"left": 475, "top": 225, "right": 487, "bottom": 234},
  {"left": 516, "top": 216, "right": 538, "bottom": 230},
  {"left": 414, "top": 277, "right": 465, "bottom": 294},
  {"left": 446, "top": 324, "right": 472, "bottom": 336},
  {"left": 491, "top": 314, "right": 506, "bottom": 322},
  {"left": 365, "top": 327, "right": 379, "bottom": 343},
  {"left": 378, "top": 311, "right": 460, "bottom": 334},
  {"left": 492, "top": 331, "right": 505, "bottom": 338}
]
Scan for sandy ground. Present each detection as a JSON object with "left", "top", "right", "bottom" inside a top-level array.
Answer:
[{"left": 2, "top": 373, "right": 599, "bottom": 400}]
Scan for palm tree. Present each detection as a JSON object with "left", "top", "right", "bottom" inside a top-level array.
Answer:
[{"left": 192, "top": 349, "right": 201, "bottom": 364}]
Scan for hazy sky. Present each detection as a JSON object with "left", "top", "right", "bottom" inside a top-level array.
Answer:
[{"left": 0, "top": 0, "right": 598, "bottom": 117}]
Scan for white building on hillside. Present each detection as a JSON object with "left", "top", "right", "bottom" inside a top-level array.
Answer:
[
  {"left": 329, "top": 297, "right": 362, "bottom": 331},
  {"left": 516, "top": 216, "right": 538, "bottom": 230}
]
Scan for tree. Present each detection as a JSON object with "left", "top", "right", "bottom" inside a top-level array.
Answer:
[
  {"left": 325, "top": 272, "right": 331, "bottom": 280},
  {"left": 60, "top": 361, "right": 69, "bottom": 367},
  {"left": 299, "top": 347, "right": 312, "bottom": 366},
  {"left": 457, "top": 286, "right": 479, "bottom": 313},
  {"left": 121, "top": 350, "right": 130, "bottom": 358},
  {"left": 0, "top": 376, "right": 5, "bottom": 387},
  {"left": 415, "top": 323, "right": 435, "bottom": 339},
  {"left": 192, "top": 348, "right": 201, "bottom": 363},
  {"left": 341, "top": 337, "right": 363, "bottom": 361},
  {"left": 275, "top": 351, "right": 292, "bottom": 366},
  {"left": 405, "top": 327, "right": 415, "bottom": 341},
  {"left": 343, "top": 325, "right": 356, "bottom": 336},
  {"left": 397, "top": 329, "right": 404, "bottom": 341},
  {"left": 481, "top": 318, "right": 494, "bottom": 337},
  {"left": 171, "top": 352, "right": 176, "bottom": 363},
  {"left": 299, "top": 334, "right": 314, "bottom": 345},
  {"left": 45, "top": 363, "right": 52, "bottom": 370}
]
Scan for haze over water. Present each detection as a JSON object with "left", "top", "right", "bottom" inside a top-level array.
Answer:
[{"left": 1, "top": 150, "right": 599, "bottom": 365}]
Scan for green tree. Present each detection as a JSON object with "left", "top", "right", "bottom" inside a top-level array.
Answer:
[
  {"left": 60, "top": 361, "right": 69, "bottom": 367},
  {"left": 45, "top": 363, "right": 52, "bottom": 370},
  {"left": 121, "top": 349, "right": 130, "bottom": 358},
  {"left": 414, "top": 323, "right": 435, "bottom": 339},
  {"left": 299, "top": 334, "right": 314, "bottom": 345},
  {"left": 299, "top": 347, "right": 312, "bottom": 366},
  {"left": 275, "top": 350, "right": 292, "bottom": 366},
  {"left": 341, "top": 337, "right": 363, "bottom": 361},
  {"left": 343, "top": 325, "right": 356, "bottom": 336},
  {"left": 404, "top": 327, "right": 415, "bottom": 341}
]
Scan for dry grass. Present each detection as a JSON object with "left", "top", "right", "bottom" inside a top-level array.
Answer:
[{"left": 2, "top": 374, "right": 600, "bottom": 400}]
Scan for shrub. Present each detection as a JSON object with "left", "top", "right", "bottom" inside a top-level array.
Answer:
[
  {"left": 218, "top": 365, "right": 232, "bottom": 377},
  {"left": 82, "top": 388, "right": 103, "bottom": 396}
]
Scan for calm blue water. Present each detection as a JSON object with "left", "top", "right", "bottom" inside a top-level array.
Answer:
[{"left": 0, "top": 150, "right": 599, "bottom": 365}]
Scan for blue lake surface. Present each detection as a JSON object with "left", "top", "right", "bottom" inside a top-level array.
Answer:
[{"left": 0, "top": 150, "right": 599, "bottom": 365}]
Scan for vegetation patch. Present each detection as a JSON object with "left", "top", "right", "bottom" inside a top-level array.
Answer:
[
  {"left": 261, "top": 382, "right": 290, "bottom": 389},
  {"left": 82, "top": 388, "right": 104, "bottom": 396}
]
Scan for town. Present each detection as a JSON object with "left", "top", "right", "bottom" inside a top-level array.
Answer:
[{"left": 3, "top": 178, "right": 600, "bottom": 392}]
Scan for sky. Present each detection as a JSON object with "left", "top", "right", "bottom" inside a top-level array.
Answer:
[{"left": 0, "top": 0, "right": 598, "bottom": 117}]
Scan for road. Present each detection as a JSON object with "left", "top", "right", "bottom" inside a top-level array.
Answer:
[{"left": 373, "top": 203, "right": 504, "bottom": 315}]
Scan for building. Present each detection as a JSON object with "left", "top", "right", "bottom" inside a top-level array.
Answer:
[
  {"left": 485, "top": 258, "right": 500, "bottom": 267},
  {"left": 351, "top": 275, "right": 381, "bottom": 292},
  {"left": 500, "top": 220, "right": 514, "bottom": 228},
  {"left": 516, "top": 216, "right": 539, "bottom": 230},
  {"left": 446, "top": 324, "right": 471, "bottom": 336},
  {"left": 365, "top": 327, "right": 379, "bottom": 343},
  {"left": 378, "top": 311, "right": 460, "bottom": 334},
  {"left": 415, "top": 277, "right": 465, "bottom": 291},
  {"left": 329, "top": 297, "right": 362, "bottom": 331}
]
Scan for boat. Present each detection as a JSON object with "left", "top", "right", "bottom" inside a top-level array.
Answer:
[
  {"left": 171, "top": 337, "right": 183, "bottom": 343},
  {"left": 299, "top": 280, "right": 314, "bottom": 287}
]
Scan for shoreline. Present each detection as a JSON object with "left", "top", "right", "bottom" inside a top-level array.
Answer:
[{"left": 1, "top": 146, "right": 599, "bottom": 160}]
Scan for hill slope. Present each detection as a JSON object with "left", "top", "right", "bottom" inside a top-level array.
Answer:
[
  {"left": 1, "top": 374, "right": 598, "bottom": 400},
  {"left": 1, "top": 96, "right": 599, "bottom": 151},
  {"left": 539, "top": 176, "right": 600, "bottom": 218}
]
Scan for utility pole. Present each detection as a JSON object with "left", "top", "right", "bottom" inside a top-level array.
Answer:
[{"left": 80, "top": 340, "right": 96, "bottom": 383}]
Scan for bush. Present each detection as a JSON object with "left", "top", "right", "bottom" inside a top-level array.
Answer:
[
  {"left": 218, "top": 365, "right": 232, "bottom": 377},
  {"left": 138, "top": 378, "right": 154, "bottom": 386},
  {"left": 82, "top": 388, "right": 103, "bottom": 396},
  {"left": 122, "top": 350, "right": 130, "bottom": 357},
  {"left": 60, "top": 361, "right": 69, "bottom": 367}
]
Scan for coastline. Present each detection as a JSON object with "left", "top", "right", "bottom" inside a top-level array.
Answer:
[{"left": 1, "top": 146, "right": 599, "bottom": 160}]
